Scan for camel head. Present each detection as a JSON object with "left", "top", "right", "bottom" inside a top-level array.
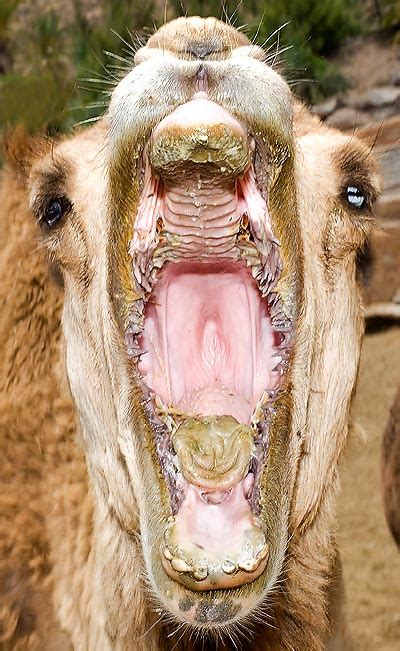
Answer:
[{"left": 24, "top": 17, "right": 379, "bottom": 635}]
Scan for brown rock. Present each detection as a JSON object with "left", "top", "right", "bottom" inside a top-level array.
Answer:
[
  {"left": 354, "top": 86, "right": 400, "bottom": 109},
  {"left": 362, "top": 223, "right": 400, "bottom": 306},
  {"left": 393, "top": 72, "right": 400, "bottom": 87},
  {"left": 375, "top": 145, "right": 400, "bottom": 221},
  {"left": 370, "top": 105, "right": 399, "bottom": 122},
  {"left": 311, "top": 97, "right": 337, "bottom": 119},
  {"left": 326, "top": 107, "right": 370, "bottom": 130}
]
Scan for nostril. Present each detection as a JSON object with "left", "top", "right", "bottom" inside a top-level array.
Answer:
[{"left": 186, "top": 44, "right": 220, "bottom": 60}]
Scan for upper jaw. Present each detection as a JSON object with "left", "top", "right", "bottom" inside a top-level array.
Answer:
[{"left": 106, "top": 41, "right": 302, "bottom": 625}]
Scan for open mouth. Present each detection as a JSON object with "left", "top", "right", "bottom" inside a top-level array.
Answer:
[{"left": 123, "top": 95, "right": 294, "bottom": 592}]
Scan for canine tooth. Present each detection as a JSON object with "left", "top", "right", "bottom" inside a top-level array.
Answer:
[
  {"left": 133, "top": 265, "right": 142, "bottom": 286},
  {"left": 167, "top": 515, "right": 175, "bottom": 524},
  {"left": 222, "top": 559, "right": 237, "bottom": 575},
  {"left": 171, "top": 558, "right": 192, "bottom": 573},
  {"left": 193, "top": 564, "right": 208, "bottom": 580},
  {"left": 140, "top": 274, "right": 152, "bottom": 293},
  {"left": 139, "top": 255, "right": 147, "bottom": 274},
  {"left": 163, "top": 547, "right": 173, "bottom": 560}
]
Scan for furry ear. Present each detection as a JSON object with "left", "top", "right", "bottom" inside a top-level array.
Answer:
[{"left": 1, "top": 126, "right": 50, "bottom": 181}]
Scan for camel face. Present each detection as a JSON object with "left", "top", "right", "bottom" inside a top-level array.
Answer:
[{"left": 27, "top": 17, "right": 379, "bottom": 631}]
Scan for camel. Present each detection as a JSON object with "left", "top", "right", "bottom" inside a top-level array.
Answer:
[
  {"left": 0, "top": 17, "right": 381, "bottom": 651},
  {"left": 383, "top": 387, "right": 400, "bottom": 547}
]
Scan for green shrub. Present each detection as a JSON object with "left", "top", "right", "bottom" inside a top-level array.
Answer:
[
  {"left": 0, "top": 1, "right": 155, "bottom": 133},
  {"left": 0, "top": 72, "right": 72, "bottom": 133},
  {"left": 0, "top": 0, "right": 21, "bottom": 42},
  {"left": 380, "top": 0, "right": 400, "bottom": 35}
]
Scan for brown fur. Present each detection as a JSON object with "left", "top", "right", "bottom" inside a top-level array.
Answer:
[
  {"left": 0, "top": 122, "right": 359, "bottom": 651},
  {"left": 0, "top": 136, "right": 79, "bottom": 649}
]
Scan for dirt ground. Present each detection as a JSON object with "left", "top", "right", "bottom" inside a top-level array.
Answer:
[{"left": 338, "top": 325, "right": 400, "bottom": 650}]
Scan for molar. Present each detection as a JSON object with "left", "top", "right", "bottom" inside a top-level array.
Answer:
[
  {"left": 221, "top": 559, "right": 237, "bottom": 575},
  {"left": 193, "top": 563, "right": 208, "bottom": 580}
]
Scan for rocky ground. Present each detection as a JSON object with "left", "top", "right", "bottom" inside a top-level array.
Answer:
[
  {"left": 339, "top": 326, "right": 400, "bottom": 650},
  {"left": 313, "top": 35, "right": 400, "bottom": 130}
]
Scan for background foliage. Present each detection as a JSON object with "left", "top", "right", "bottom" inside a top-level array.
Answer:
[{"left": 0, "top": 0, "right": 396, "bottom": 134}]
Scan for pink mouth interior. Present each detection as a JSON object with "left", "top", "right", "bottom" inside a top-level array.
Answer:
[
  {"left": 138, "top": 260, "right": 279, "bottom": 424},
  {"left": 127, "top": 97, "right": 290, "bottom": 587}
]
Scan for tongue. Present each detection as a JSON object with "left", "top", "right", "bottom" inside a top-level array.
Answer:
[{"left": 178, "top": 385, "right": 250, "bottom": 424}]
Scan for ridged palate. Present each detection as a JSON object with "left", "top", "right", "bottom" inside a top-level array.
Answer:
[{"left": 159, "top": 175, "right": 244, "bottom": 256}]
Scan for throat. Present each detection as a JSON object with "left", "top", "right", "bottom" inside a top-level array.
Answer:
[{"left": 138, "top": 260, "right": 279, "bottom": 425}]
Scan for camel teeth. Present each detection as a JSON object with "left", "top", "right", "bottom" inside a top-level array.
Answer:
[
  {"left": 221, "top": 559, "right": 237, "bottom": 575},
  {"left": 193, "top": 563, "right": 208, "bottom": 580},
  {"left": 133, "top": 265, "right": 142, "bottom": 285},
  {"left": 163, "top": 547, "right": 173, "bottom": 561},
  {"left": 171, "top": 558, "right": 192, "bottom": 573},
  {"left": 141, "top": 275, "right": 152, "bottom": 293},
  {"left": 238, "top": 557, "right": 260, "bottom": 572}
]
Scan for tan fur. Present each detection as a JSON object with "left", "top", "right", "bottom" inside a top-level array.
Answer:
[{"left": 0, "top": 18, "right": 381, "bottom": 651}]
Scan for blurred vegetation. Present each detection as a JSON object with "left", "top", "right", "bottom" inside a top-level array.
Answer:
[
  {"left": 0, "top": 0, "right": 154, "bottom": 133},
  {"left": 0, "top": 0, "right": 381, "bottom": 135},
  {"left": 379, "top": 0, "right": 400, "bottom": 37}
]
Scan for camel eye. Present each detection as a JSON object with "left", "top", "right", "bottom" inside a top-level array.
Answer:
[
  {"left": 345, "top": 186, "right": 365, "bottom": 209},
  {"left": 43, "top": 197, "right": 71, "bottom": 228}
]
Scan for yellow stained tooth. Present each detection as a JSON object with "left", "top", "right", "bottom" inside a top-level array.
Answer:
[
  {"left": 171, "top": 558, "right": 192, "bottom": 573},
  {"left": 222, "top": 559, "right": 237, "bottom": 575},
  {"left": 193, "top": 564, "right": 208, "bottom": 580},
  {"left": 196, "top": 133, "right": 209, "bottom": 144},
  {"left": 163, "top": 547, "right": 173, "bottom": 560}
]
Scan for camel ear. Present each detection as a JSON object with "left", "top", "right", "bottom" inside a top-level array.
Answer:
[{"left": 1, "top": 126, "right": 49, "bottom": 180}]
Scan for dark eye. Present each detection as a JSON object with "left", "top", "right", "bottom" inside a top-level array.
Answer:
[
  {"left": 42, "top": 197, "right": 72, "bottom": 228},
  {"left": 345, "top": 186, "right": 365, "bottom": 209}
]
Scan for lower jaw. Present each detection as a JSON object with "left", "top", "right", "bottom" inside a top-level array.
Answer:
[
  {"left": 161, "top": 477, "right": 269, "bottom": 591},
  {"left": 145, "top": 487, "right": 289, "bottom": 628}
]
